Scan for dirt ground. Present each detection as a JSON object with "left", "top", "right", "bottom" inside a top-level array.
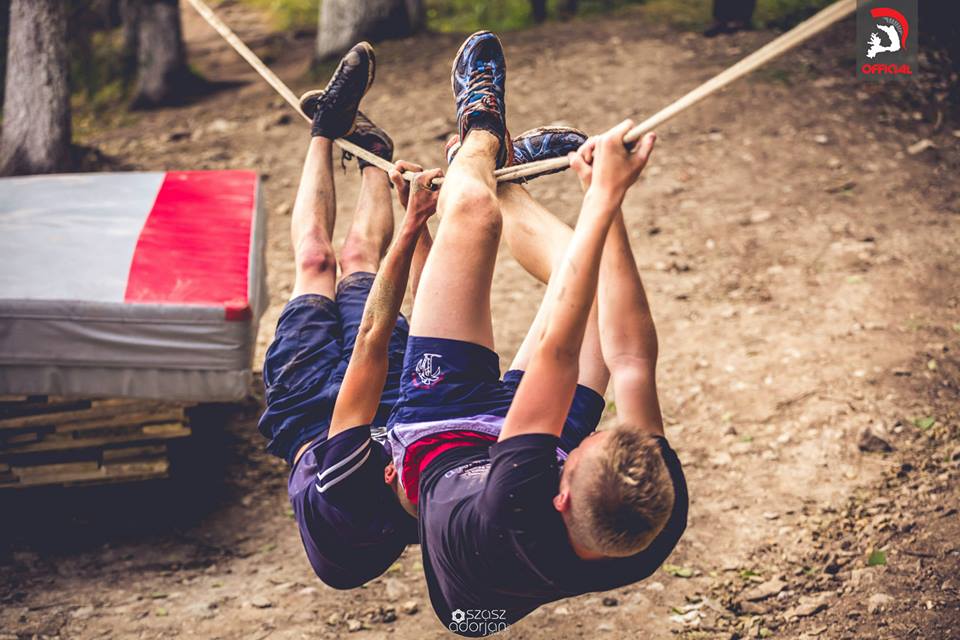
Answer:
[{"left": 2, "top": 2, "right": 959, "bottom": 639}]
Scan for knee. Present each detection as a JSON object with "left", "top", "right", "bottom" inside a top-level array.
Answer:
[
  {"left": 338, "top": 234, "right": 379, "bottom": 275},
  {"left": 440, "top": 184, "right": 501, "bottom": 237},
  {"left": 295, "top": 235, "right": 337, "bottom": 279}
]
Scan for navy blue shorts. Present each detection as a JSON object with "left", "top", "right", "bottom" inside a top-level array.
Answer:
[
  {"left": 259, "top": 272, "right": 410, "bottom": 463},
  {"left": 389, "top": 336, "right": 605, "bottom": 453}
]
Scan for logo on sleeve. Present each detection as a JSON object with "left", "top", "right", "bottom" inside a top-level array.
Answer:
[{"left": 413, "top": 352, "right": 444, "bottom": 389}]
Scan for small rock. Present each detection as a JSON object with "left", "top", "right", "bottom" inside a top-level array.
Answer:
[
  {"left": 597, "top": 622, "right": 615, "bottom": 632},
  {"left": 381, "top": 609, "right": 398, "bottom": 623},
  {"left": 71, "top": 605, "right": 95, "bottom": 619},
  {"left": 401, "top": 600, "right": 419, "bottom": 615},
  {"left": 208, "top": 118, "right": 238, "bottom": 134},
  {"left": 858, "top": 427, "right": 893, "bottom": 453},
  {"left": 710, "top": 452, "right": 733, "bottom": 467},
  {"left": 743, "top": 579, "right": 787, "bottom": 602},
  {"left": 258, "top": 112, "right": 292, "bottom": 132},
  {"left": 326, "top": 613, "right": 340, "bottom": 626},
  {"left": 646, "top": 581, "right": 665, "bottom": 592},
  {"left": 906, "top": 139, "right": 935, "bottom": 155},
  {"left": 749, "top": 210, "right": 773, "bottom": 224},
  {"left": 553, "top": 605, "right": 571, "bottom": 615},
  {"left": 785, "top": 593, "right": 831, "bottom": 619},
  {"left": 274, "top": 202, "right": 292, "bottom": 217},
  {"left": 867, "top": 593, "right": 893, "bottom": 614},
  {"left": 814, "top": 134, "right": 829, "bottom": 145},
  {"left": 602, "top": 596, "right": 619, "bottom": 607},
  {"left": 164, "top": 130, "right": 191, "bottom": 143},
  {"left": 347, "top": 619, "right": 363, "bottom": 632},
  {"left": 762, "top": 511, "right": 780, "bottom": 520},
  {"left": 250, "top": 596, "right": 272, "bottom": 609},
  {"left": 740, "top": 601, "right": 767, "bottom": 615}
]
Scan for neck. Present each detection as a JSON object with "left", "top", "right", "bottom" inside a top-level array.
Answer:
[{"left": 569, "top": 535, "right": 606, "bottom": 560}]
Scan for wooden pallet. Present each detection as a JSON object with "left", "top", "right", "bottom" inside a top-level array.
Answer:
[{"left": 0, "top": 396, "right": 193, "bottom": 488}]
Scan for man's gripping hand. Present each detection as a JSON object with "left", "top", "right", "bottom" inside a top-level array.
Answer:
[
  {"left": 404, "top": 168, "right": 443, "bottom": 225},
  {"left": 568, "top": 120, "right": 656, "bottom": 201},
  {"left": 389, "top": 160, "right": 424, "bottom": 209}
]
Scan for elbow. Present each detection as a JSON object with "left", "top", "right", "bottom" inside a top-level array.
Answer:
[
  {"left": 609, "top": 357, "right": 657, "bottom": 388},
  {"left": 535, "top": 336, "right": 581, "bottom": 370}
]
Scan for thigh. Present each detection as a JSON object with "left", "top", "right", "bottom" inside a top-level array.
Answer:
[
  {"left": 389, "top": 336, "right": 514, "bottom": 426},
  {"left": 335, "top": 271, "right": 376, "bottom": 356},
  {"left": 510, "top": 292, "right": 609, "bottom": 396},
  {"left": 332, "top": 271, "right": 410, "bottom": 426},
  {"left": 502, "top": 370, "right": 605, "bottom": 454},
  {"left": 258, "top": 294, "right": 343, "bottom": 462},
  {"left": 409, "top": 214, "right": 500, "bottom": 350}
]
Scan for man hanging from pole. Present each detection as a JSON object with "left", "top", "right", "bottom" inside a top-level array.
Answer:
[
  {"left": 257, "top": 42, "right": 433, "bottom": 588},
  {"left": 257, "top": 40, "right": 597, "bottom": 589},
  {"left": 386, "top": 31, "right": 687, "bottom": 635}
]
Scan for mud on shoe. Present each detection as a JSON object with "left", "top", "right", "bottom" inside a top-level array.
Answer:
[
  {"left": 451, "top": 31, "right": 510, "bottom": 168},
  {"left": 343, "top": 111, "right": 394, "bottom": 171},
  {"left": 445, "top": 125, "right": 586, "bottom": 182},
  {"left": 299, "top": 42, "right": 376, "bottom": 139}
]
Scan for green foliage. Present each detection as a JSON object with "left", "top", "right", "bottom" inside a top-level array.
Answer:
[
  {"left": 240, "top": 0, "right": 320, "bottom": 31},
  {"left": 423, "top": 0, "right": 834, "bottom": 34},
  {"left": 425, "top": 0, "right": 538, "bottom": 33},
  {"left": 754, "top": 0, "right": 833, "bottom": 29},
  {"left": 866, "top": 548, "right": 887, "bottom": 566},
  {"left": 639, "top": 0, "right": 712, "bottom": 31},
  {"left": 663, "top": 563, "right": 694, "bottom": 577},
  {"left": 69, "top": 28, "right": 130, "bottom": 114}
]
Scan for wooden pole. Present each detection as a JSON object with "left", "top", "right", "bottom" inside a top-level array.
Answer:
[
  {"left": 493, "top": 0, "right": 857, "bottom": 183},
  {"left": 182, "top": 0, "right": 407, "bottom": 178}
]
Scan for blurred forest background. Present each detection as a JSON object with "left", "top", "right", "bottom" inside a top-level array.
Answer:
[{"left": 0, "top": 0, "right": 957, "bottom": 175}]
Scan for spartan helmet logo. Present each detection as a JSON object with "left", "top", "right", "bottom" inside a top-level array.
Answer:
[
  {"left": 414, "top": 353, "right": 444, "bottom": 388},
  {"left": 865, "top": 7, "right": 909, "bottom": 59}
]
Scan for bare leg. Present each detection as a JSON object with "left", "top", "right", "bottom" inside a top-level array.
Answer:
[
  {"left": 409, "top": 130, "right": 501, "bottom": 349},
  {"left": 598, "top": 213, "right": 663, "bottom": 434},
  {"left": 500, "top": 183, "right": 609, "bottom": 394},
  {"left": 339, "top": 166, "right": 395, "bottom": 278},
  {"left": 290, "top": 137, "right": 337, "bottom": 300}
]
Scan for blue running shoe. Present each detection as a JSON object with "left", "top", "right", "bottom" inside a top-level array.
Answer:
[
  {"left": 445, "top": 125, "right": 587, "bottom": 182},
  {"left": 451, "top": 31, "right": 511, "bottom": 168},
  {"left": 299, "top": 42, "right": 375, "bottom": 139}
]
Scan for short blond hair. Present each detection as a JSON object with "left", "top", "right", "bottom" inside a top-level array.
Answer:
[{"left": 567, "top": 427, "right": 675, "bottom": 556}]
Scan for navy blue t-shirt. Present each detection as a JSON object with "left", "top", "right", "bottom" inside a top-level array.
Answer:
[{"left": 417, "top": 433, "right": 688, "bottom": 637}]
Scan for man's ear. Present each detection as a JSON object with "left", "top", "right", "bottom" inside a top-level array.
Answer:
[{"left": 553, "top": 490, "right": 570, "bottom": 513}]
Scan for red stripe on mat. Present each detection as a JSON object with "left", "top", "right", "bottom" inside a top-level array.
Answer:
[{"left": 124, "top": 170, "right": 257, "bottom": 320}]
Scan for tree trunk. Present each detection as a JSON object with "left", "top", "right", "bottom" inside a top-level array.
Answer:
[
  {"left": 531, "top": 0, "right": 548, "bottom": 23},
  {"left": 130, "top": 0, "right": 187, "bottom": 108},
  {"left": 316, "top": 0, "right": 423, "bottom": 62},
  {"left": 560, "top": 0, "right": 580, "bottom": 19},
  {"left": 120, "top": 0, "right": 141, "bottom": 80},
  {"left": 0, "top": 0, "right": 71, "bottom": 176},
  {"left": 1, "top": 0, "right": 10, "bottom": 104}
]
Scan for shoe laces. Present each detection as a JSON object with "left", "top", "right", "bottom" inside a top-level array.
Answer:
[
  {"left": 464, "top": 64, "right": 498, "bottom": 104},
  {"left": 317, "top": 61, "right": 353, "bottom": 111}
]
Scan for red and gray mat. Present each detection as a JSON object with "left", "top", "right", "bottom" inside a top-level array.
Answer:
[{"left": 0, "top": 170, "right": 266, "bottom": 402}]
